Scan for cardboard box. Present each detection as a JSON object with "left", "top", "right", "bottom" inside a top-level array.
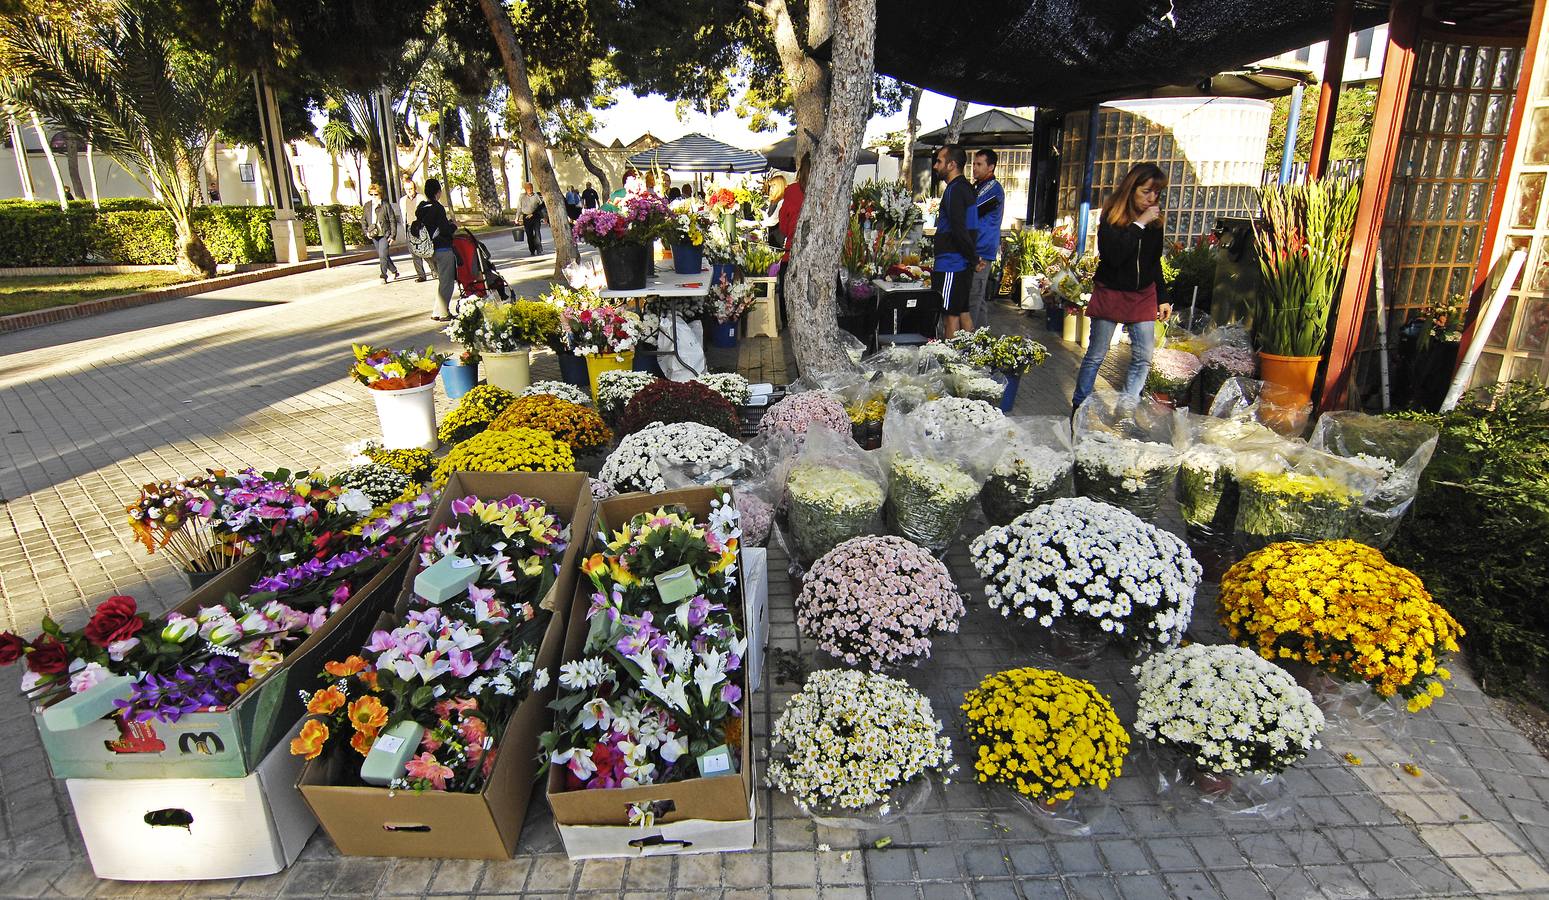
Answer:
[
  {"left": 68, "top": 722, "right": 317, "bottom": 881},
  {"left": 38, "top": 548, "right": 414, "bottom": 780},
  {"left": 546, "top": 487, "right": 756, "bottom": 854},
  {"left": 296, "top": 472, "right": 591, "bottom": 860}
]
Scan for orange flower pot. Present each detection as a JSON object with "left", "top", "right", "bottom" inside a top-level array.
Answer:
[{"left": 1256, "top": 352, "right": 1320, "bottom": 434}]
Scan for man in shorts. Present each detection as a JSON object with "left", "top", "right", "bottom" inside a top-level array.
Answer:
[{"left": 930, "top": 145, "right": 979, "bottom": 338}]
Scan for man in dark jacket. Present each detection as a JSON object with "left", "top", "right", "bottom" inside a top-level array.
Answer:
[
  {"left": 930, "top": 145, "right": 979, "bottom": 337},
  {"left": 971, "top": 149, "right": 1005, "bottom": 327}
]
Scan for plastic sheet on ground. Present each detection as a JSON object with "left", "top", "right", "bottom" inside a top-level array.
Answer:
[
  {"left": 1003, "top": 788, "right": 1116, "bottom": 838},
  {"left": 1138, "top": 744, "right": 1294, "bottom": 820},
  {"left": 1309, "top": 411, "right": 1440, "bottom": 549},
  {"left": 796, "top": 776, "right": 937, "bottom": 831}
]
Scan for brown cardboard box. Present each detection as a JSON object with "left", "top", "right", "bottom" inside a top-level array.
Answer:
[
  {"left": 545, "top": 487, "right": 755, "bottom": 842},
  {"left": 296, "top": 471, "right": 591, "bottom": 859}
]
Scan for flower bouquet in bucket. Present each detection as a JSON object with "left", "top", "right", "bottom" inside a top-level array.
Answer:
[{"left": 352, "top": 345, "right": 448, "bottom": 451}]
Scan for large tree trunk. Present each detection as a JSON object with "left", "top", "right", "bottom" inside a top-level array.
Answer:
[
  {"left": 64, "top": 136, "right": 85, "bottom": 200},
  {"left": 901, "top": 86, "right": 922, "bottom": 192},
  {"left": 398, "top": 135, "right": 430, "bottom": 181},
  {"left": 466, "top": 105, "right": 505, "bottom": 224},
  {"left": 576, "top": 143, "right": 611, "bottom": 194},
  {"left": 945, "top": 98, "right": 969, "bottom": 144},
  {"left": 784, "top": 0, "right": 873, "bottom": 380},
  {"left": 478, "top": 0, "right": 578, "bottom": 275},
  {"left": 497, "top": 141, "right": 512, "bottom": 208},
  {"left": 764, "top": 0, "right": 832, "bottom": 166}
]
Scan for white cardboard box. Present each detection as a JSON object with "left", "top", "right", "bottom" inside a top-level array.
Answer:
[
  {"left": 742, "top": 547, "right": 769, "bottom": 691},
  {"left": 556, "top": 788, "right": 757, "bottom": 859},
  {"left": 67, "top": 723, "right": 316, "bottom": 880}
]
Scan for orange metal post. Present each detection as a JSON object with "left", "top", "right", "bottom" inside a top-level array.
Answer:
[
  {"left": 1318, "top": 0, "right": 1421, "bottom": 412},
  {"left": 1308, "top": 0, "right": 1356, "bottom": 179}
]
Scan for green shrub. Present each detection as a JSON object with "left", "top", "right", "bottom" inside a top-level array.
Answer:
[
  {"left": 1390, "top": 380, "right": 1549, "bottom": 700},
  {"left": 90, "top": 210, "right": 178, "bottom": 264},
  {"left": 0, "top": 205, "right": 96, "bottom": 265}
]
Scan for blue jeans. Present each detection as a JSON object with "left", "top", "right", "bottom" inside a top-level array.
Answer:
[{"left": 1071, "top": 318, "right": 1156, "bottom": 410}]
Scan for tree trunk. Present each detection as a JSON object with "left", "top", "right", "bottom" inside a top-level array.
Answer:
[
  {"left": 497, "top": 142, "right": 512, "bottom": 208},
  {"left": 398, "top": 135, "right": 430, "bottom": 181},
  {"left": 466, "top": 105, "right": 505, "bottom": 224},
  {"left": 764, "top": 0, "right": 832, "bottom": 167},
  {"left": 30, "top": 112, "right": 68, "bottom": 209},
  {"left": 64, "top": 137, "right": 85, "bottom": 200},
  {"left": 577, "top": 143, "right": 611, "bottom": 194},
  {"left": 478, "top": 0, "right": 578, "bottom": 275},
  {"left": 901, "top": 86, "right": 922, "bottom": 192},
  {"left": 784, "top": 0, "right": 874, "bottom": 381},
  {"left": 945, "top": 98, "right": 969, "bottom": 144},
  {"left": 170, "top": 206, "right": 216, "bottom": 277}
]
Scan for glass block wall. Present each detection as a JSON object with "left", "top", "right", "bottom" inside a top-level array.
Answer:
[
  {"left": 1057, "top": 98, "right": 1272, "bottom": 249},
  {"left": 1354, "top": 39, "right": 1523, "bottom": 389}
]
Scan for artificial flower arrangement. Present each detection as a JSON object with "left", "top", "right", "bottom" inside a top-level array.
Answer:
[
  {"left": 475, "top": 299, "right": 562, "bottom": 353},
  {"left": 350, "top": 345, "right": 446, "bottom": 390},
  {"left": 981, "top": 440, "right": 1074, "bottom": 526},
  {"left": 572, "top": 192, "right": 672, "bottom": 248},
  {"left": 757, "top": 391, "right": 853, "bottom": 445},
  {"left": 1218, "top": 540, "right": 1463, "bottom": 712},
  {"left": 520, "top": 380, "right": 593, "bottom": 407},
  {"left": 542, "top": 501, "right": 747, "bottom": 790},
  {"left": 352, "top": 442, "right": 434, "bottom": 483},
  {"left": 203, "top": 467, "right": 364, "bottom": 565},
  {"left": 599, "top": 421, "right": 743, "bottom": 494},
  {"left": 694, "top": 372, "right": 752, "bottom": 406},
  {"left": 796, "top": 535, "right": 964, "bottom": 670},
  {"left": 617, "top": 379, "right": 741, "bottom": 438},
  {"left": 490, "top": 395, "right": 612, "bottom": 455},
  {"left": 1145, "top": 347, "right": 1203, "bottom": 398},
  {"left": 886, "top": 455, "right": 979, "bottom": 552},
  {"left": 766, "top": 669, "right": 954, "bottom": 817},
  {"left": 335, "top": 463, "right": 414, "bottom": 508},
  {"left": 1134, "top": 644, "right": 1325, "bottom": 778},
  {"left": 559, "top": 299, "right": 642, "bottom": 359},
  {"left": 912, "top": 396, "right": 1004, "bottom": 441},
  {"left": 961, "top": 667, "right": 1129, "bottom": 804},
  {"left": 945, "top": 328, "right": 1050, "bottom": 376},
  {"left": 596, "top": 370, "right": 661, "bottom": 421},
  {"left": 969, "top": 497, "right": 1201, "bottom": 653},
  {"left": 289, "top": 493, "right": 566, "bottom": 791},
  {"left": 711, "top": 277, "right": 758, "bottom": 324},
  {"left": 127, "top": 469, "right": 245, "bottom": 575},
  {"left": 437, "top": 384, "right": 519, "bottom": 445},
  {"left": 430, "top": 429, "right": 575, "bottom": 491},
  {"left": 785, "top": 462, "right": 888, "bottom": 564},
  {"left": 1073, "top": 431, "right": 1181, "bottom": 521},
  {"left": 5, "top": 492, "right": 435, "bottom": 722}
]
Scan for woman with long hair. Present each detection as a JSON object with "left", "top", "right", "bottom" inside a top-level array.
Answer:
[{"left": 1071, "top": 162, "right": 1173, "bottom": 410}]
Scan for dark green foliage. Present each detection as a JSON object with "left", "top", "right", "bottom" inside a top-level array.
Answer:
[{"left": 1390, "top": 380, "right": 1549, "bottom": 700}]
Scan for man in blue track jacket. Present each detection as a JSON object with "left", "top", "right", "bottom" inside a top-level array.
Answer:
[
  {"left": 931, "top": 145, "right": 979, "bottom": 338},
  {"left": 971, "top": 149, "right": 1005, "bottom": 328}
]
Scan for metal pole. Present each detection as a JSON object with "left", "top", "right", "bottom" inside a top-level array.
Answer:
[
  {"left": 1442, "top": 249, "right": 1526, "bottom": 412},
  {"left": 1074, "top": 105, "right": 1101, "bottom": 254},
  {"left": 1280, "top": 82, "right": 1305, "bottom": 185},
  {"left": 1308, "top": 0, "right": 1355, "bottom": 179}
]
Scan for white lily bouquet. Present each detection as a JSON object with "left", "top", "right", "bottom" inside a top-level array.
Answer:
[
  {"left": 1073, "top": 432, "right": 1181, "bottom": 521},
  {"left": 599, "top": 421, "right": 743, "bottom": 494},
  {"left": 969, "top": 497, "right": 1201, "bottom": 654},
  {"left": 1134, "top": 644, "right": 1325, "bottom": 777}
]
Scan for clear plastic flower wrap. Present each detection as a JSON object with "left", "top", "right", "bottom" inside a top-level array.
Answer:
[
  {"left": 879, "top": 410, "right": 995, "bottom": 551},
  {"left": 1174, "top": 414, "right": 1282, "bottom": 543},
  {"left": 1072, "top": 392, "right": 1183, "bottom": 521},
  {"left": 758, "top": 389, "right": 854, "bottom": 446},
  {"left": 783, "top": 427, "right": 887, "bottom": 564},
  {"left": 906, "top": 395, "right": 1005, "bottom": 443},
  {"left": 1209, "top": 375, "right": 1311, "bottom": 437},
  {"left": 944, "top": 362, "right": 1007, "bottom": 404},
  {"left": 1145, "top": 347, "right": 1203, "bottom": 400},
  {"left": 1309, "top": 411, "right": 1440, "bottom": 549},
  {"left": 1232, "top": 445, "right": 1381, "bottom": 550},
  {"left": 980, "top": 415, "right": 1074, "bottom": 526}
]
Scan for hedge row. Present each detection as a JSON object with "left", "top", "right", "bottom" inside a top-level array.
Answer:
[{"left": 0, "top": 201, "right": 366, "bottom": 267}]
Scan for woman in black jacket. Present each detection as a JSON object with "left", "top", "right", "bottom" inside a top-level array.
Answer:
[
  {"left": 1071, "top": 162, "right": 1173, "bottom": 410},
  {"left": 413, "top": 178, "right": 457, "bottom": 321}
]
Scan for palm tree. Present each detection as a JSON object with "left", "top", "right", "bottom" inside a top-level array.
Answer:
[
  {"left": 321, "top": 104, "right": 368, "bottom": 200},
  {"left": 0, "top": 4, "right": 243, "bottom": 275}
]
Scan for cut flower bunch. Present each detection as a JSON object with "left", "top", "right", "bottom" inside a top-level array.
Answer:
[
  {"left": 1218, "top": 540, "right": 1463, "bottom": 711},
  {"left": 766, "top": 669, "right": 954, "bottom": 815},
  {"left": 350, "top": 345, "right": 446, "bottom": 390}
]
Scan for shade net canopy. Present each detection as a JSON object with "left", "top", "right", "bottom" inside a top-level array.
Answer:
[
  {"left": 875, "top": 0, "right": 1387, "bottom": 108},
  {"left": 626, "top": 133, "right": 769, "bottom": 173}
]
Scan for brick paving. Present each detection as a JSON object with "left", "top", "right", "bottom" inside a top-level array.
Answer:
[{"left": 3, "top": 250, "right": 1549, "bottom": 897}]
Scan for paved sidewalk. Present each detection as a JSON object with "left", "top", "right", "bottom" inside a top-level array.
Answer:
[{"left": 2, "top": 261, "right": 1549, "bottom": 898}]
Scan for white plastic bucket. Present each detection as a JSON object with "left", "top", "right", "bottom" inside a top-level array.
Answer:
[
  {"left": 370, "top": 382, "right": 438, "bottom": 450},
  {"left": 483, "top": 350, "right": 531, "bottom": 393}
]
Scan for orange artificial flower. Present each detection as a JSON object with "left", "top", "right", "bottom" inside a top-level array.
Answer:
[
  {"left": 348, "top": 695, "right": 388, "bottom": 733},
  {"left": 290, "top": 719, "right": 329, "bottom": 760},
  {"left": 307, "top": 686, "right": 346, "bottom": 715},
  {"left": 350, "top": 729, "right": 377, "bottom": 757},
  {"left": 324, "top": 655, "right": 368, "bottom": 677},
  {"left": 358, "top": 670, "right": 380, "bottom": 692}
]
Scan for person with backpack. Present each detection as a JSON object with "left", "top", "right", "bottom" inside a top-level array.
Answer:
[
  {"left": 401, "top": 177, "right": 428, "bottom": 282},
  {"left": 412, "top": 178, "right": 457, "bottom": 321}
]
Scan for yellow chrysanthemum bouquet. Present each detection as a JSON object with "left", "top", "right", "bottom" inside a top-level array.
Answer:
[
  {"left": 961, "top": 668, "right": 1129, "bottom": 805},
  {"left": 437, "top": 384, "right": 519, "bottom": 445},
  {"left": 1234, "top": 448, "right": 1379, "bottom": 550},
  {"left": 431, "top": 428, "right": 575, "bottom": 489},
  {"left": 490, "top": 394, "right": 612, "bottom": 455},
  {"left": 1218, "top": 540, "right": 1463, "bottom": 712}
]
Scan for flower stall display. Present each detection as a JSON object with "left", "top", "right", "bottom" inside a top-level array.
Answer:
[
  {"left": 542, "top": 502, "right": 746, "bottom": 793},
  {"left": 885, "top": 456, "right": 980, "bottom": 551},
  {"left": 1232, "top": 447, "right": 1379, "bottom": 550},
  {"left": 1134, "top": 644, "right": 1324, "bottom": 797},
  {"left": 617, "top": 379, "right": 741, "bottom": 438},
  {"left": 910, "top": 396, "right": 1003, "bottom": 442},
  {"left": 1145, "top": 347, "right": 1203, "bottom": 405},
  {"left": 127, "top": 469, "right": 246, "bottom": 585},
  {"left": 970, "top": 498, "right": 1201, "bottom": 659},
  {"left": 430, "top": 428, "right": 575, "bottom": 490},
  {"left": 490, "top": 395, "right": 613, "bottom": 455},
  {"left": 797, "top": 535, "right": 965, "bottom": 671},
  {"left": 573, "top": 193, "right": 672, "bottom": 290},
  {"left": 1309, "top": 411, "right": 1439, "bottom": 549},
  {"left": 352, "top": 442, "right": 433, "bottom": 483},
  {"left": 441, "top": 298, "right": 486, "bottom": 398},
  {"left": 758, "top": 390, "right": 853, "bottom": 445},
  {"left": 599, "top": 421, "right": 743, "bottom": 494},
  {"left": 943, "top": 364, "right": 1008, "bottom": 406},
  {"left": 203, "top": 467, "right": 360, "bottom": 565},
  {"left": 437, "top": 384, "right": 519, "bottom": 445},
  {"left": 1219, "top": 540, "right": 1463, "bottom": 713},
  {"left": 784, "top": 428, "right": 888, "bottom": 564},
  {"left": 962, "top": 668, "right": 1128, "bottom": 827},
  {"left": 944, "top": 329, "right": 1049, "bottom": 409},
  {"left": 766, "top": 669, "right": 953, "bottom": 825},
  {"left": 853, "top": 179, "right": 924, "bottom": 236},
  {"left": 980, "top": 417, "right": 1074, "bottom": 526},
  {"left": 465, "top": 299, "right": 561, "bottom": 393},
  {"left": 1175, "top": 443, "right": 1238, "bottom": 540},
  {"left": 351, "top": 344, "right": 448, "bottom": 450},
  {"left": 335, "top": 463, "right": 414, "bottom": 508},
  {"left": 666, "top": 199, "right": 710, "bottom": 274},
  {"left": 694, "top": 372, "right": 752, "bottom": 406},
  {"left": 558, "top": 294, "right": 644, "bottom": 400},
  {"left": 521, "top": 380, "right": 593, "bottom": 407},
  {"left": 596, "top": 369, "right": 660, "bottom": 421}
]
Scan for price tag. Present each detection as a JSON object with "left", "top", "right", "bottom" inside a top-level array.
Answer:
[
  {"left": 373, "top": 734, "right": 405, "bottom": 754},
  {"left": 697, "top": 744, "right": 733, "bottom": 777},
  {"left": 906, "top": 298, "right": 918, "bottom": 308}
]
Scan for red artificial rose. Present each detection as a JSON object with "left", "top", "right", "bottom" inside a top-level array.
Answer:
[
  {"left": 26, "top": 636, "right": 68, "bottom": 675},
  {"left": 82, "top": 595, "right": 144, "bottom": 647},
  {"left": 0, "top": 631, "right": 24, "bottom": 666}
]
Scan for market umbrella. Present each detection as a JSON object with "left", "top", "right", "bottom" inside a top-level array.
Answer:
[
  {"left": 760, "top": 133, "right": 879, "bottom": 171},
  {"left": 915, "top": 109, "right": 1037, "bottom": 148},
  {"left": 625, "top": 133, "right": 768, "bottom": 173}
]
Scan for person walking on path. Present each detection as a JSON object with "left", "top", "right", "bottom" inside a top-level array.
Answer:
[
  {"left": 970, "top": 149, "right": 1005, "bottom": 328},
  {"left": 1071, "top": 162, "right": 1173, "bottom": 411},
  {"left": 363, "top": 183, "right": 401, "bottom": 284},
  {"left": 564, "top": 185, "right": 581, "bottom": 221},
  {"left": 401, "top": 177, "right": 428, "bottom": 282},
  {"left": 413, "top": 177, "right": 457, "bottom": 322},
  {"left": 931, "top": 145, "right": 979, "bottom": 339},
  {"left": 518, "top": 183, "right": 544, "bottom": 255},
  {"left": 581, "top": 182, "right": 599, "bottom": 209}
]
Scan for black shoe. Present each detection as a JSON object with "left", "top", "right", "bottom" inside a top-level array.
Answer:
[{"left": 416, "top": 276, "right": 427, "bottom": 283}]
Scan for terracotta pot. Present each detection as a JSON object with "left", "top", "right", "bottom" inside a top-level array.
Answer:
[{"left": 1257, "top": 352, "right": 1320, "bottom": 433}]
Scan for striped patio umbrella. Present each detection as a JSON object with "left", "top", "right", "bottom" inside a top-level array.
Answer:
[{"left": 626, "top": 133, "right": 768, "bottom": 173}]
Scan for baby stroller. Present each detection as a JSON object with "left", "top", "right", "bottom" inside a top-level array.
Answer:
[{"left": 451, "top": 229, "right": 512, "bottom": 301}]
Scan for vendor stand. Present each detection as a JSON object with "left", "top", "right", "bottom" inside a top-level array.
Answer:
[{"left": 600, "top": 270, "right": 712, "bottom": 378}]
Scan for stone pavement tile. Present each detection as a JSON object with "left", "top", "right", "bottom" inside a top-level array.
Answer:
[
  {"left": 1112, "top": 874, "right": 1168, "bottom": 900},
  {"left": 39, "top": 861, "right": 99, "bottom": 898},
  {"left": 961, "top": 844, "right": 1011, "bottom": 879},
  {"left": 1389, "top": 857, "right": 1470, "bottom": 895},
  {"left": 1367, "top": 825, "right": 1431, "bottom": 859},
  {"left": 1186, "top": 836, "right": 1242, "bottom": 870},
  {"left": 915, "top": 846, "right": 963, "bottom": 880},
  {"left": 1207, "top": 869, "right": 1274, "bottom": 900},
  {"left": 474, "top": 859, "right": 529, "bottom": 894},
  {"left": 1331, "top": 827, "right": 1393, "bottom": 864},
  {"left": 815, "top": 848, "right": 864, "bottom": 885},
  {"left": 376, "top": 859, "right": 437, "bottom": 896},
  {"left": 1139, "top": 838, "right": 1197, "bottom": 872},
  {"left": 1063, "top": 874, "right": 1121, "bottom": 900},
  {"left": 721, "top": 851, "right": 768, "bottom": 889},
  {"left": 862, "top": 848, "right": 912, "bottom": 883},
  {"left": 1251, "top": 865, "right": 1320, "bottom": 900},
  {"left": 675, "top": 852, "right": 724, "bottom": 889},
  {"left": 1096, "top": 839, "right": 1151, "bottom": 874},
  {"left": 623, "top": 856, "right": 675, "bottom": 890},
  {"left": 426, "top": 858, "right": 484, "bottom": 895},
  {"left": 1162, "top": 870, "right": 1222, "bottom": 899},
  {"left": 770, "top": 889, "right": 820, "bottom": 900},
  {"left": 278, "top": 861, "right": 341, "bottom": 897},
  {"left": 1444, "top": 855, "right": 1521, "bottom": 894},
  {"left": 1495, "top": 853, "right": 1549, "bottom": 891},
  {"left": 1275, "top": 830, "right": 1343, "bottom": 866},
  {"left": 229, "top": 871, "right": 291, "bottom": 897},
  {"left": 1455, "top": 819, "right": 1527, "bottom": 854},
  {"left": 1301, "top": 864, "right": 1373, "bottom": 899},
  {"left": 1348, "top": 861, "right": 1421, "bottom": 898},
  {"left": 772, "top": 818, "right": 817, "bottom": 850},
  {"left": 1051, "top": 841, "right": 1104, "bottom": 875},
  {"left": 575, "top": 857, "right": 626, "bottom": 892},
  {"left": 1416, "top": 823, "right": 1477, "bottom": 856},
  {"left": 816, "top": 887, "right": 865, "bottom": 900},
  {"left": 723, "top": 889, "right": 774, "bottom": 900},
  {"left": 328, "top": 859, "right": 390, "bottom": 896}
]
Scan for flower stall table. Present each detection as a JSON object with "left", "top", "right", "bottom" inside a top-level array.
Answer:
[
  {"left": 601, "top": 270, "right": 712, "bottom": 379},
  {"left": 870, "top": 279, "right": 942, "bottom": 348}
]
